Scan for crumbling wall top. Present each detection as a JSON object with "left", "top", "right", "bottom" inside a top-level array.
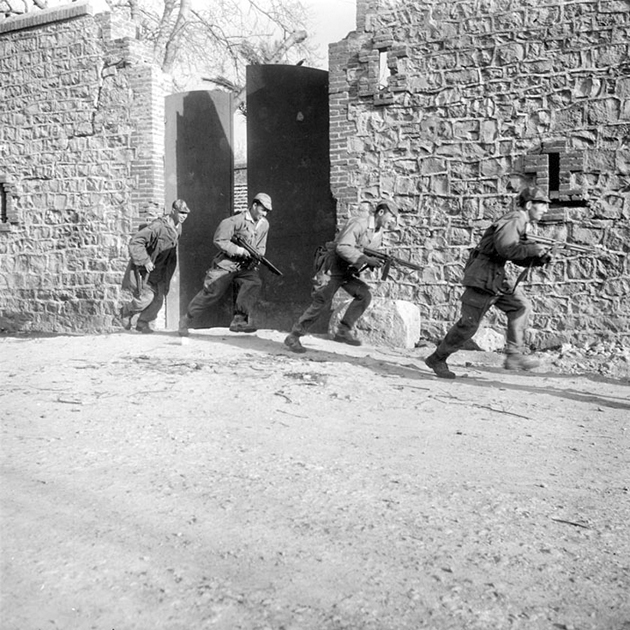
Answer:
[{"left": 0, "top": 0, "right": 112, "bottom": 35}]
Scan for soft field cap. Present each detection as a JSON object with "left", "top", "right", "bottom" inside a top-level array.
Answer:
[
  {"left": 172, "top": 199, "right": 190, "bottom": 213},
  {"left": 253, "top": 192, "right": 272, "bottom": 211},
  {"left": 518, "top": 186, "right": 550, "bottom": 205}
]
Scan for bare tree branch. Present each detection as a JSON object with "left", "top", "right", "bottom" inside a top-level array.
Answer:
[
  {"left": 11, "top": 0, "right": 318, "bottom": 92},
  {"left": 190, "top": 8, "right": 241, "bottom": 75},
  {"left": 153, "top": 0, "right": 176, "bottom": 68},
  {"left": 162, "top": 0, "right": 191, "bottom": 73}
]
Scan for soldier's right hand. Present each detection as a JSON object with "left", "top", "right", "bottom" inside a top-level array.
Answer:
[
  {"left": 364, "top": 256, "right": 383, "bottom": 270},
  {"left": 532, "top": 252, "right": 552, "bottom": 267},
  {"left": 235, "top": 246, "right": 250, "bottom": 258},
  {"left": 144, "top": 261, "right": 155, "bottom": 272},
  {"left": 531, "top": 243, "right": 555, "bottom": 258}
]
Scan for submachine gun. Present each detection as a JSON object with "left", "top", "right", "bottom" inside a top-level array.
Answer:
[
  {"left": 362, "top": 247, "right": 423, "bottom": 280},
  {"left": 232, "top": 235, "right": 284, "bottom": 276},
  {"left": 526, "top": 235, "right": 613, "bottom": 259},
  {"left": 510, "top": 234, "right": 622, "bottom": 293}
]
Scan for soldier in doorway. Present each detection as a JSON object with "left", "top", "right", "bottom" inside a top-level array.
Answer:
[
  {"left": 284, "top": 200, "right": 398, "bottom": 353},
  {"left": 424, "top": 186, "right": 552, "bottom": 379},
  {"left": 120, "top": 199, "right": 191, "bottom": 334},
  {"left": 178, "top": 192, "right": 272, "bottom": 336}
]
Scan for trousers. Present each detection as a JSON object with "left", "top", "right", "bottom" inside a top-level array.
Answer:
[
  {"left": 436, "top": 286, "right": 532, "bottom": 357},
  {"left": 291, "top": 273, "right": 371, "bottom": 336},
  {"left": 125, "top": 282, "right": 166, "bottom": 325},
  {"left": 185, "top": 267, "right": 262, "bottom": 322}
]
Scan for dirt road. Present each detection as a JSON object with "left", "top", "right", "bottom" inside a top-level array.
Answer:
[{"left": 1, "top": 330, "right": 629, "bottom": 630}]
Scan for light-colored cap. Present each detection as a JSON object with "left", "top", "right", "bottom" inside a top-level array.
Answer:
[
  {"left": 253, "top": 192, "right": 272, "bottom": 211},
  {"left": 172, "top": 199, "right": 190, "bottom": 213},
  {"left": 376, "top": 201, "right": 399, "bottom": 217}
]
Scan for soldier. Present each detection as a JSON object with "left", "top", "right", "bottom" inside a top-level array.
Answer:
[
  {"left": 425, "top": 186, "right": 552, "bottom": 379},
  {"left": 284, "top": 200, "right": 398, "bottom": 353},
  {"left": 120, "top": 199, "right": 190, "bottom": 334},
  {"left": 178, "top": 192, "right": 272, "bottom": 336}
]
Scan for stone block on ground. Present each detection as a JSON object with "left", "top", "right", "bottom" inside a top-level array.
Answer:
[
  {"left": 329, "top": 298, "right": 421, "bottom": 349},
  {"left": 472, "top": 327, "right": 505, "bottom": 351}
]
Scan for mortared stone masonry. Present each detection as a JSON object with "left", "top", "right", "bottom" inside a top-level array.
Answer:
[
  {"left": 1, "top": 0, "right": 629, "bottom": 349},
  {"left": 329, "top": 0, "right": 630, "bottom": 349},
  {"left": 0, "top": 0, "right": 170, "bottom": 332}
]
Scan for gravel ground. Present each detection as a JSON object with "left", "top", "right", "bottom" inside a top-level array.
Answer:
[{"left": 1, "top": 330, "right": 629, "bottom": 630}]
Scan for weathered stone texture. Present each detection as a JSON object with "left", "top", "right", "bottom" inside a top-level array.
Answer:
[
  {"left": 330, "top": 297, "right": 421, "bottom": 349},
  {"left": 0, "top": 1, "right": 169, "bottom": 333},
  {"left": 330, "top": 0, "right": 630, "bottom": 348}
]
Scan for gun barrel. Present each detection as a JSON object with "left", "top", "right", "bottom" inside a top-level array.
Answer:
[
  {"left": 363, "top": 248, "right": 423, "bottom": 273},
  {"left": 390, "top": 255, "right": 423, "bottom": 271},
  {"left": 530, "top": 235, "right": 601, "bottom": 255},
  {"left": 363, "top": 248, "right": 387, "bottom": 260},
  {"left": 133, "top": 266, "right": 145, "bottom": 297},
  {"left": 232, "top": 236, "right": 283, "bottom": 276}
]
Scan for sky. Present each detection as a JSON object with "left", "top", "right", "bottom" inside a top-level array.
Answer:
[
  {"left": 305, "top": 0, "right": 356, "bottom": 69},
  {"left": 233, "top": 0, "right": 356, "bottom": 159},
  {"left": 39, "top": 0, "right": 356, "bottom": 71}
]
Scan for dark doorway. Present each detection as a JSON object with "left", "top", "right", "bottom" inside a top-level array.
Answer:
[
  {"left": 164, "top": 90, "right": 234, "bottom": 329},
  {"left": 246, "top": 65, "right": 336, "bottom": 332}
]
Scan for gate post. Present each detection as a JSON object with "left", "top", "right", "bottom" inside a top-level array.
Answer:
[{"left": 247, "top": 65, "right": 336, "bottom": 331}]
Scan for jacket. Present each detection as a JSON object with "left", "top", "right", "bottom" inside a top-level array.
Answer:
[
  {"left": 122, "top": 217, "right": 181, "bottom": 293},
  {"left": 463, "top": 209, "right": 547, "bottom": 295},
  {"left": 211, "top": 211, "right": 269, "bottom": 272},
  {"left": 323, "top": 214, "right": 384, "bottom": 276}
]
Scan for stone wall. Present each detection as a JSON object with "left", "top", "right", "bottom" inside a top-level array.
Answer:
[
  {"left": 330, "top": 0, "right": 630, "bottom": 348},
  {"left": 0, "top": 0, "right": 169, "bottom": 333}
]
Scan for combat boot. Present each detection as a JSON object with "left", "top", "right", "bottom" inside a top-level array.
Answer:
[
  {"left": 136, "top": 321, "right": 154, "bottom": 334},
  {"left": 119, "top": 305, "right": 132, "bottom": 330},
  {"left": 504, "top": 353, "right": 540, "bottom": 371},
  {"left": 333, "top": 328, "right": 362, "bottom": 346},
  {"left": 424, "top": 352, "right": 456, "bottom": 379},
  {"left": 284, "top": 333, "right": 307, "bottom": 354},
  {"left": 229, "top": 315, "right": 257, "bottom": 333}
]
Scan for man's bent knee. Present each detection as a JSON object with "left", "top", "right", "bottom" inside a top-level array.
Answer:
[{"left": 356, "top": 286, "right": 372, "bottom": 305}]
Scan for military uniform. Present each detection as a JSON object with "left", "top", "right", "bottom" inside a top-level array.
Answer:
[
  {"left": 121, "top": 216, "right": 182, "bottom": 331},
  {"left": 425, "top": 186, "right": 552, "bottom": 378},
  {"left": 290, "top": 213, "right": 384, "bottom": 338},
  {"left": 436, "top": 208, "right": 549, "bottom": 357},
  {"left": 180, "top": 210, "right": 269, "bottom": 333}
]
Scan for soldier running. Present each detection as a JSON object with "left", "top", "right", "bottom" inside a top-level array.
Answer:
[
  {"left": 425, "top": 186, "right": 552, "bottom": 378},
  {"left": 119, "top": 199, "right": 191, "bottom": 334},
  {"left": 178, "top": 193, "right": 273, "bottom": 336},
  {"left": 284, "top": 200, "right": 398, "bottom": 353}
]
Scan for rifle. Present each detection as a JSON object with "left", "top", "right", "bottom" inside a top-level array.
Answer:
[
  {"left": 133, "top": 266, "right": 146, "bottom": 298},
  {"left": 526, "top": 235, "right": 610, "bottom": 258},
  {"left": 232, "top": 235, "right": 283, "bottom": 276},
  {"left": 362, "top": 247, "right": 423, "bottom": 280}
]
